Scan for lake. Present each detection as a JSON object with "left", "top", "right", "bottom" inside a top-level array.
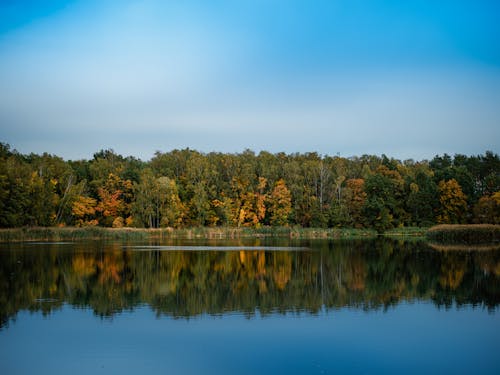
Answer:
[{"left": 1, "top": 238, "right": 499, "bottom": 374}]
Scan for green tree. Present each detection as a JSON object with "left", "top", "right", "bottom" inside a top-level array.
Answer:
[
  {"left": 132, "top": 170, "right": 184, "bottom": 228},
  {"left": 27, "top": 170, "right": 57, "bottom": 226},
  {"left": 132, "top": 169, "right": 159, "bottom": 228},
  {"left": 158, "top": 177, "right": 185, "bottom": 228},
  {"left": 405, "top": 166, "right": 438, "bottom": 226},
  {"left": 473, "top": 192, "right": 500, "bottom": 224},
  {"left": 363, "top": 172, "right": 397, "bottom": 233},
  {"left": 0, "top": 155, "right": 31, "bottom": 227}
]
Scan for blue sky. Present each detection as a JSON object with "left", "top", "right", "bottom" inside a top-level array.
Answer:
[{"left": 1, "top": 0, "right": 499, "bottom": 160}]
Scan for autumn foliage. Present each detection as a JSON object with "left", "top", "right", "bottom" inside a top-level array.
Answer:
[
  {"left": 437, "top": 179, "right": 467, "bottom": 224},
  {"left": 0, "top": 143, "right": 499, "bottom": 230}
]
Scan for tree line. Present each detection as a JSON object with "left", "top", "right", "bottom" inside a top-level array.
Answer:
[{"left": 0, "top": 143, "right": 498, "bottom": 231}]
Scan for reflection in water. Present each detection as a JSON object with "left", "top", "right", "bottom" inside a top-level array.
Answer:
[
  {"left": 0, "top": 238, "right": 499, "bottom": 328},
  {"left": 123, "top": 245, "right": 310, "bottom": 251}
]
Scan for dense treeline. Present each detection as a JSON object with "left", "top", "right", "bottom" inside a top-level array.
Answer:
[
  {"left": 0, "top": 143, "right": 499, "bottom": 232},
  {"left": 1, "top": 239, "right": 498, "bottom": 326}
]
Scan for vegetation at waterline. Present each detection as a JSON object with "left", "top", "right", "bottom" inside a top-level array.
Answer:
[
  {"left": 382, "top": 226, "right": 429, "bottom": 237},
  {"left": 1, "top": 239, "right": 498, "bottom": 327},
  {"left": 0, "top": 226, "right": 377, "bottom": 242},
  {"left": 427, "top": 224, "right": 500, "bottom": 245},
  {"left": 5, "top": 225, "right": 499, "bottom": 244},
  {"left": 1, "top": 142, "right": 499, "bottom": 232}
]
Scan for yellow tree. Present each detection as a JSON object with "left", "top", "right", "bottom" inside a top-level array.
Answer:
[
  {"left": 235, "top": 193, "right": 261, "bottom": 227},
  {"left": 268, "top": 179, "right": 292, "bottom": 226},
  {"left": 437, "top": 179, "right": 467, "bottom": 224},
  {"left": 72, "top": 195, "right": 98, "bottom": 226},
  {"left": 231, "top": 177, "right": 267, "bottom": 227}
]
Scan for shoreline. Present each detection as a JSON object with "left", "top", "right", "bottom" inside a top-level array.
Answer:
[
  {"left": 1, "top": 225, "right": 498, "bottom": 246},
  {"left": 0, "top": 226, "right": 397, "bottom": 242}
]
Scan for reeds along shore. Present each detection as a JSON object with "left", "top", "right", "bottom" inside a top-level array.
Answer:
[
  {"left": 0, "top": 226, "right": 382, "bottom": 242},
  {"left": 1, "top": 225, "right": 499, "bottom": 244}
]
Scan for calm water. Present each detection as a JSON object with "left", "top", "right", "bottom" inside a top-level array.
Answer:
[{"left": 0, "top": 238, "right": 499, "bottom": 374}]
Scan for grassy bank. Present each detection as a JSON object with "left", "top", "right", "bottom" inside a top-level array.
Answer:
[
  {"left": 426, "top": 224, "right": 500, "bottom": 245},
  {"left": 0, "top": 227, "right": 153, "bottom": 242},
  {"left": 0, "top": 226, "right": 378, "bottom": 242}
]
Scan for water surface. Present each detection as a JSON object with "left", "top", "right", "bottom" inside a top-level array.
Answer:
[{"left": 1, "top": 238, "right": 499, "bottom": 374}]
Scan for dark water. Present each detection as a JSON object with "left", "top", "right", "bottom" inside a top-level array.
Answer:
[{"left": 0, "top": 238, "right": 499, "bottom": 374}]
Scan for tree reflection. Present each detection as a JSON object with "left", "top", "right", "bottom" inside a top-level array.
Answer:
[{"left": 0, "top": 239, "right": 499, "bottom": 328}]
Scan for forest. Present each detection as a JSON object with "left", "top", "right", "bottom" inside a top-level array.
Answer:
[{"left": 0, "top": 143, "right": 499, "bottom": 232}]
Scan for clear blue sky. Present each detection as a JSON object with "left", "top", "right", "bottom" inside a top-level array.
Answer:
[{"left": 1, "top": 0, "right": 499, "bottom": 160}]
